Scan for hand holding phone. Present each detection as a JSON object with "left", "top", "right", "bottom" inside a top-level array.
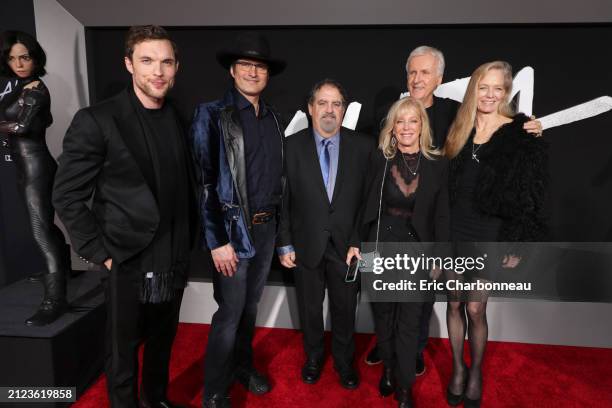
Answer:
[{"left": 345, "top": 258, "right": 359, "bottom": 282}]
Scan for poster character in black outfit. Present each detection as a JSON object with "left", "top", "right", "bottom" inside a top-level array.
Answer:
[
  {"left": 355, "top": 97, "right": 450, "bottom": 407},
  {"left": 0, "top": 30, "right": 70, "bottom": 326},
  {"left": 443, "top": 61, "right": 548, "bottom": 408},
  {"left": 53, "top": 26, "right": 197, "bottom": 408}
]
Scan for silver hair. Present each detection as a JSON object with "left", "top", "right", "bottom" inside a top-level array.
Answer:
[{"left": 405, "top": 45, "right": 445, "bottom": 77}]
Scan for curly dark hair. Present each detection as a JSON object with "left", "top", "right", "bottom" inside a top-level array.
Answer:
[
  {"left": 124, "top": 25, "right": 178, "bottom": 61},
  {"left": 0, "top": 30, "right": 47, "bottom": 77}
]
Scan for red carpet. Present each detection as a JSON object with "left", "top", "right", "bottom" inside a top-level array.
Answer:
[{"left": 73, "top": 323, "right": 612, "bottom": 407}]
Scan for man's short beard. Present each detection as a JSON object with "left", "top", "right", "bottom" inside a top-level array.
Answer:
[{"left": 319, "top": 116, "right": 338, "bottom": 134}]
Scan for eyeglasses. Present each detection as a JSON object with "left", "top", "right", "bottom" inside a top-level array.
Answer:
[{"left": 235, "top": 60, "right": 269, "bottom": 74}]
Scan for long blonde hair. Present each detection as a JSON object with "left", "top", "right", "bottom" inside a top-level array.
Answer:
[
  {"left": 445, "top": 61, "right": 514, "bottom": 159},
  {"left": 379, "top": 97, "right": 440, "bottom": 160}
]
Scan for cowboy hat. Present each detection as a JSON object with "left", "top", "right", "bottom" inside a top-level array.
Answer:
[{"left": 216, "top": 31, "right": 286, "bottom": 75}]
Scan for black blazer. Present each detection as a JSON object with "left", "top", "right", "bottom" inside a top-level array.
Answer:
[
  {"left": 53, "top": 89, "right": 198, "bottom": 265},
  {"left": 358, "top": 149, "right": 450, "bottom": 244},
  {"left": 277, "top": 127, "right": 375, "bottom": 268}
]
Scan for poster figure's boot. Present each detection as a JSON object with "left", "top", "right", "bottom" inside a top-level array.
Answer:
[{"left": 25, "top": 272, "right": 68, "bottom": 326}]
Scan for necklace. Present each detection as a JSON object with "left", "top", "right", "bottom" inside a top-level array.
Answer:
[
  {"left": 400, "top": 151, "right": 421, "bottom": 176},
  {"left": 471, "top": 142, "right": 484, "bottom": 163}
]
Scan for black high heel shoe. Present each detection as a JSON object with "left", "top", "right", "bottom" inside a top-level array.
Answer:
[
  {"left": 463, "top": 370, "right": 482, "bottom": 408},
  {"left": 446, "top": 388, "right": 463, "bottom": 406},
  {"left": 446, "top": 366, "right": 468, "bottom": 406}
]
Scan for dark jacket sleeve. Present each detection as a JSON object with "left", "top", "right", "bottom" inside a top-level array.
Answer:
[
  {"left": 349, "top": 140, "right": 378, "bottom": 248},
  {"left": 432, "top": 157, "right": 452, "bottom": 259},
  {"left": 352, "top": 147, "right": 382, "bottom": 246},
  {"left": 276, "top": 131, "right": 294, "bottom": 249},
  {"left": 52, "top": 109, "right": 109, "bottom": 264},
  {"left": 276, "top": 167, "right": 293, "bottom": 249},
  {"left": 190, "top": 103, "right": 230, "bottom": 250},
  {"left": 0, "top": 86, "right": 50, "bottom": 135},
  {"left": 434, "top": 158, "right": 451, "bottom": 242}
]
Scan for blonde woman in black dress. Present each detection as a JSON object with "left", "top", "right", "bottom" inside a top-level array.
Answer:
[{"left": 444, "top": 61, "right": 547, "bottom": 407}]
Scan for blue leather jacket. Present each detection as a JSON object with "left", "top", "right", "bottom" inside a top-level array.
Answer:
[{"left": 190, "top": 89, "right": 284, "bottom": 258}]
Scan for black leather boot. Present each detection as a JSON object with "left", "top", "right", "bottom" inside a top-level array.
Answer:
[{"left": 25, "top": 272, "right": 68, "bottom": 326}]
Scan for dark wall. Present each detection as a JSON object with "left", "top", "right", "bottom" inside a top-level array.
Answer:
[
  {"left": 85, "top": 25, "right": 612, "bottom": 282},
  {"left": 0, "top": 1, "right": 36, "bottom": 34},
  {"left": 0, "top": 1, "right": 47, "bottom": 287}
]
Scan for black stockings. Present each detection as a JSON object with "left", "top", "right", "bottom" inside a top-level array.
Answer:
[{"left": 446, "top": 296, "right": 488, "bottom": 400}]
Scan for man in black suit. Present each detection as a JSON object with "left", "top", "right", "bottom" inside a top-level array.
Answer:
[
  {"left": 277, "top": 79, "right": 375, "bottom": 389},
  {"left": 53, "top": 26, "right": 196, "bottom": 408}
]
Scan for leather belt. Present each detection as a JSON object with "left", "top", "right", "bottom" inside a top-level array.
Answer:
[{"left": 252, "top": 211, "right": 275, "bottom": 225}]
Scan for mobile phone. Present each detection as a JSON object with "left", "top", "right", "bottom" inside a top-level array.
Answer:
[{"left": 345, "top": 258, "right": 359, "bottom": 282}]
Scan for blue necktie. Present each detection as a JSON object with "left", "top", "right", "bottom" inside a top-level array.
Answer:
[{"left": 320, "top": 139, "right": 332, "bottom": 199}]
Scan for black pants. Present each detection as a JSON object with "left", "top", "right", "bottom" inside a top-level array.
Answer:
[
  {"left": 417, "top": 300, "right": 435, "bottom": 355},
  {"left": 104, "top": 264, "right": 183, "bottom": 408},
  {"left": 294, "top": 240, "right": 358, "bottom": 372},
  {"left": 370, "top": 214, "right": 423, "bottom": 389},
  {"left": 371, "top": 301, "right": 422, "bottom": 388}
]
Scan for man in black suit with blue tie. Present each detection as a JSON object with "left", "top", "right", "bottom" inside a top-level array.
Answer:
[{"left": 277, "top": 79, "right": 375, "bottom": 389}]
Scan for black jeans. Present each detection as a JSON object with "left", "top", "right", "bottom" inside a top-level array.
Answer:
[
  {"left": 203, "top": 220, "right": 276, "bottom": 398},
  {"left": 104, "top": 264, "right": 183, "bottom": 408}
]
